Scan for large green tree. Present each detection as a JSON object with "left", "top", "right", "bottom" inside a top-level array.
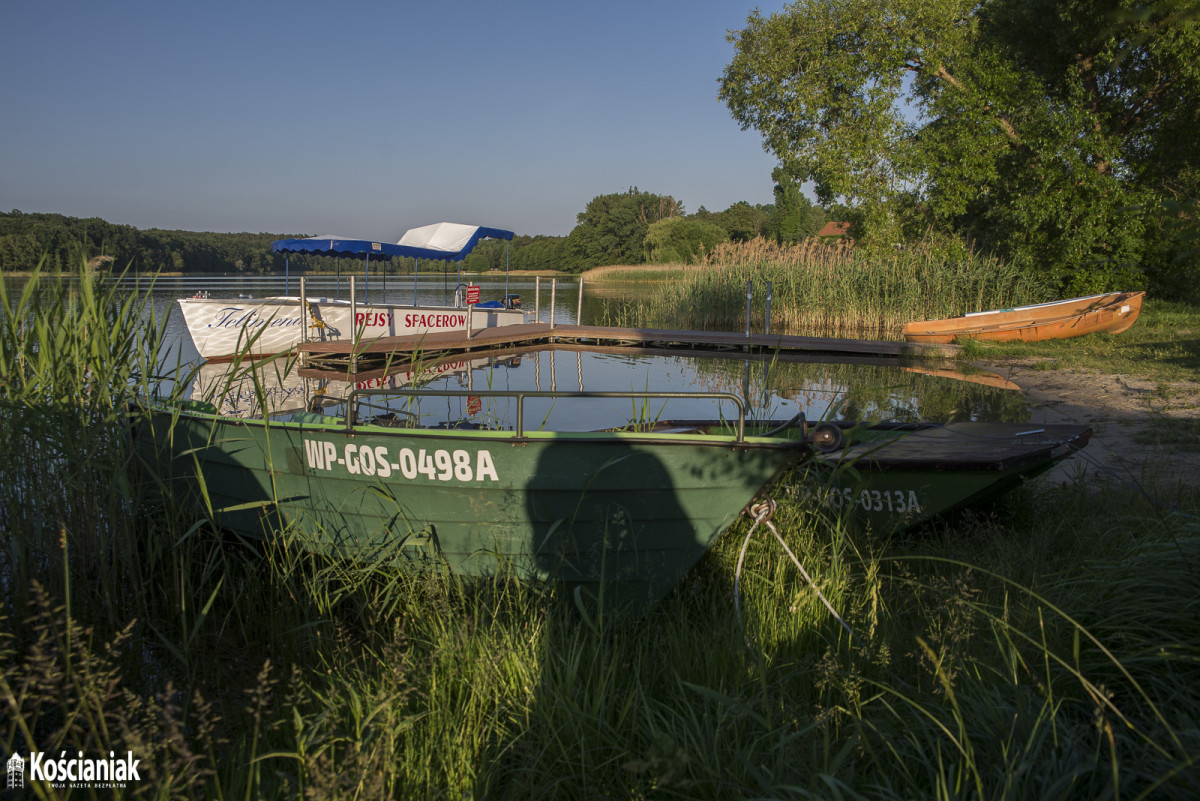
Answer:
[
  {"left": 720, "top": 0, "right": 1200, "bottom": 293},
  {"left": 565, "top": 188, "right": 685, "bottom": 269},
  {"left": 767, "top": 165, "right": 826, "bottom": 243}
]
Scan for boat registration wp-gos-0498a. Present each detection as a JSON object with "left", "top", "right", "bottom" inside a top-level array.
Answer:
[{"left": 303, "top": 439, "right": 500, "bottom": 482}]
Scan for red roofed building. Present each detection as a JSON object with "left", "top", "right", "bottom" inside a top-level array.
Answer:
[{"left": 817, "top": 221, "right": 851, "bottom": 239}]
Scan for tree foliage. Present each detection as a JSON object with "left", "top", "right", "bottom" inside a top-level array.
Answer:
[
  {"left": 767, "top": 165, "right": 826, "bottom": 244},
  {"left": 565, "top": 188, "right": 685, "bottom": 269},
  {"left": 643, "top": 217, "right": 729, "bottom": 263},
  {"left": 0, "top": 210, "right": 299, "bottom": 274},
  {"left": 720, "top": 0, "right": 1200, "bottom": 295}
]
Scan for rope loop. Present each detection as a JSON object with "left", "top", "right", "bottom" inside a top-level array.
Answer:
[{"left": 749, "top": 498, "right": 776, "bottom": 524}]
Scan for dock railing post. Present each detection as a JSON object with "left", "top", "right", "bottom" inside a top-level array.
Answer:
[
  {"left": 535, "top": 277, "right": 541, "bottom": 324},
  {"left": 744, "top": 281, "right": 753, "bottom": 337},
  {"left": 467, "top": 303, "right": 475, "bottom": 339},
  {"left": 576, "top": 277, "right": 584, "bottom": 325},
  {"left": 550, "top": 279, "right": 557, "bottom": 330},
  {"left": 300, "top": 277, "right": 308, "bottom": 345},
  {"left": 298, "top": 277, "right": 308, "bottom": 366},
  {"left": 765, "top": 280, "right": 773, "bottom": 335},
  {"left": 349, "top": 276, "right": 357, "bottom": 371}
]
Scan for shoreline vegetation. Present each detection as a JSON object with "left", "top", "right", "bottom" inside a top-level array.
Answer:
[
  {"left": 2, "top": 269, "right": 1198, "bottom": 797},
  {"left": 596, "top": 237, "right": 1050, "bottom": 340}
]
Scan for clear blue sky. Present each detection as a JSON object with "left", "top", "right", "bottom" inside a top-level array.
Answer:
[{"left": 1, "top": 0, "right": 789, "bottom": 238}]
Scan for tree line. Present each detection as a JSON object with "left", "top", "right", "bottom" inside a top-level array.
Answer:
[
  {"left": 0, "top": 211, "right": 292, "bottom": 274},
  {"left": 0, "top": 183, "right": 836, "bottom": 278}
]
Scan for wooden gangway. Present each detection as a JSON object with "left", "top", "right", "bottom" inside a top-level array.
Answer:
[{"left": 296, "top": 322, "right": 957, "bottom": 372}]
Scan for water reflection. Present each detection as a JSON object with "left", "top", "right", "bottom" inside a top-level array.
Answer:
[
  {"left": 1, "top": 273, "right": 1029, "bottom": 427},
  {"left": 186, "top": 347, "right": 1029, "bottom": 431}
]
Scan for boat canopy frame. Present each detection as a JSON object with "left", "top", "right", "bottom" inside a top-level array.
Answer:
[{"left": 272, "top": 223, "right": 515, "bottom": 305}]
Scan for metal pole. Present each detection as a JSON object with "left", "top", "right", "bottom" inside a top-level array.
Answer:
[
  {"left": 286, "top": 256, "right": 290, "bottom": 296},
  {"left": 365, "top": 254, "right": 369, "bottom": 304},
  {"left": 550, "top": 279, "right": 557, "bottom": 330},
  {"left": 349, "top": 275, "right": 358, "bottom": 373},
  {"left": 350, "top": 275, "right": 357, "bottom": 337},
  {"left": 300, "top": 276, "right": 307, "bottom": 345},
  {"left": 535, "top": 277, "right": 541, "bottom": 324},
  {"left": 413, "top": 259, "right": 419, "bottom": 306},
  {"left": 765, "top": 280, "right": 773, "bottom": 335},
  {"left": 467, "top": 303, "right": 475, "bottom": 339},
  {"left": 576, "top": 277, "right": 583, "bottom": 324},
  {"left": 745, "top": 280, "right": 753, "bottom": 337}
]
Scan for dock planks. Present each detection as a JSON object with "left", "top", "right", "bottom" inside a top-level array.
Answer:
[{"left": 296, "top": 323, "right": 957, "bottom": 371}]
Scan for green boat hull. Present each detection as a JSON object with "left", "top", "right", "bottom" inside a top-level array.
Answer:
[
  {"left": 801, "top": 422, "right": 1092, "bottom": 532},
  {"left": 137, "top": 403, "right": 807, "bottom": 607}
]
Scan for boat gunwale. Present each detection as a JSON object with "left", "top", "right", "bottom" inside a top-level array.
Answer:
[
  {"left": 901, "top": 291, "right": 1144, "bottom": 342},
  {"left": 142, "top": 403, "right": 810, "bottom": 450}
]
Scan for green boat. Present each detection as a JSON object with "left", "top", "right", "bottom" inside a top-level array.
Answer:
[
  {"left": 800, "top": 421, "right": 1093, "bottom": 532},
  {"left": 135, "top": 389, "right": 811, "bottom": 607}
]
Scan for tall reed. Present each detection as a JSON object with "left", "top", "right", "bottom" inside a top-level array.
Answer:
[
  {"left": 622, "top": 237, "right": 1050, "bottom": 337},
  {"left": 0, "top": 266, "right": 170, "bottom": 622}
]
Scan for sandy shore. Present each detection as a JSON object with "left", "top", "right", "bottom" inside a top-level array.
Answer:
[{"left": 984, "top": 358, "right": 1200, "bottom": 494}]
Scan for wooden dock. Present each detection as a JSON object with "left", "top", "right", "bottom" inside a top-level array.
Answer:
[{"left": 296, "top": 323, "right": 958, "bottom": 372}]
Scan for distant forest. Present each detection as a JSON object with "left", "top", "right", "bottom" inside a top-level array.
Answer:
[{"left": 0, "top": 184, "right": 837, "bottom": 276}]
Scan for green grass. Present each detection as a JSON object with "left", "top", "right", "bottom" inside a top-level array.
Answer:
[{"left": 2, "top": 268, "right": 1199, "bottom": 798}]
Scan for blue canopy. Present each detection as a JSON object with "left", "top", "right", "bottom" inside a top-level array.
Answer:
[{"left": 272, "top": 223, "right": 514, "bottom": 262}]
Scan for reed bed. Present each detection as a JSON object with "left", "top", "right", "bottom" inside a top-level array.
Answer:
[
  {"left": 608, "top": 237, "right": 1050, "bottom": 338},
  {"left": 579, "top": 264, "right": 707, "bottom": 283},
  {"left": 2, "top": 269, "right": 1198, "bottom": 798}
]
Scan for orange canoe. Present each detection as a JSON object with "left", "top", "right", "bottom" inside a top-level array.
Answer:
[{"left": 902, "top": 291, "right": 1144, "bottom": 344}]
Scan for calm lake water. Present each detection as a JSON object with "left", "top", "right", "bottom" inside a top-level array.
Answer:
[{"left": 9, "top": 273, "right": 1031, "bottom": 429}]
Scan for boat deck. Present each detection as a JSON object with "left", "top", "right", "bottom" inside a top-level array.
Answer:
[
  {"left": 297, "top": 323, "right": 957, "bottom": 371},
  {"left": 839, "top": 423, "right": 1093, "bottom": 471}
]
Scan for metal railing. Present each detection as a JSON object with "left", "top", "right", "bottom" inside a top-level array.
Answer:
[{"left": 344, "top": 389, "right": 750, "bottom": 441}]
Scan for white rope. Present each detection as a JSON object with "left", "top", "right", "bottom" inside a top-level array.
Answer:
[{"left": 734, "top": 498, "right": 858, "bottom": 643}]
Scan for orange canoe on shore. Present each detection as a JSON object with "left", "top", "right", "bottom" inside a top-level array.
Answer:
[{"left": 901, "top": 291, "right": 1145, "bottom": 344}]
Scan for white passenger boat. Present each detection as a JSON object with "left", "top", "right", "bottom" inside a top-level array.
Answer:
[{"left": 177, "top": 222, "right": 527, "bottom": 360}]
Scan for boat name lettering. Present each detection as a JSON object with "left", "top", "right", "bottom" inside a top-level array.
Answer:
[
  {"left": 356, "top": 312, "right": 395, "bottom": 327},
  {"left": 354, "top": 376, "right": 395, "bottom": 390},
  {"left": 821, "top": 486, "right": 921, "bottom": 515},
  {"left": 303, "top": 439, "right": 498, "bottom": 482},
  {"left": 404, "top": 313, "right": 467, "bottom": 329},
  {"left": 208, "top": 306, "right": 304, "bottom": 330},
  {"left": 403, "top": 360, "right": 467, "bottom": 381}
]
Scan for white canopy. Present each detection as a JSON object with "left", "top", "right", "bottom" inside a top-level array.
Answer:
[{"left": 397, "top": 222, "right": 488, "bottom": 253}]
